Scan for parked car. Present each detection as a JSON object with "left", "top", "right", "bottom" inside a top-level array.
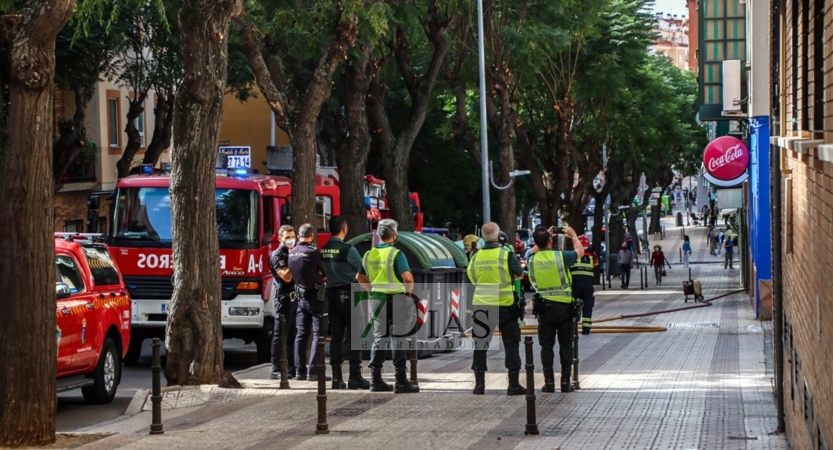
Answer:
[{"left": 55, "top": 234, "right": 131, "bottom": 404}]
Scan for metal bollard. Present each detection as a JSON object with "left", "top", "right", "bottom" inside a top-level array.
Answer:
[
  {"left": 679, "top": 247, "right": 683, "bottom": 263},
  {"left": 279, "top": 314, "right": 290, "bottom": 389},
  {"left": 315, "top": 341, "right": 328, "bottom": 434},
  {"left": 523, "top": 336, "right": 539, "bottom": 435},
  {"left": 571, "top": 314, "right": 580, "bottom": 390},
  {"left": 410, "top": 336, "right": 419, "bottom": 385},
  {"left": 150, "top": 338, "right": 164, "bottom": 435},
  {"left": 601, "top": 269, "right": 606, "bottom": 290}
]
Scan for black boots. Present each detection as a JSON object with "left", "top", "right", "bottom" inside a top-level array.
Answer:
[
  {"left": 369, "top": 366, "right": 393, "bottom": 392},
  {"left": 308, "top": 370, "right": 331, "bottom": 382},
  {"left": 561, "top": 371, "right": 574, "bottom": 392},
  {"left": 542, "top": 369, "right": 555, "bottom": 393},
  {"left": 394, "top": 367, "right": 419, "bottom": 394},
  {"left": 347, "top": 364, "right": 371, "bottom": 390},
  {"left": 472, "top": 371, "right": 485, "bottom": 395},
  {"left": 506, "top": 371, "right": 526, "bottom": 396},
  {"left": 331, "top": 365, "right": 347, "bottom": 389}
]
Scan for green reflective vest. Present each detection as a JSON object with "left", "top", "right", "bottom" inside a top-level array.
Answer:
[
  {"left": 467, "top": 247, "right": 514, "bottom": 306},
  {"left": 570, "top": 256, "right": 594, "bottom": 278},
  {"left": 528, "top": 250, "right": 573, "bottom": 303},
  {"left": 362, "top": 246, "right": 406, "bottom": 294}
]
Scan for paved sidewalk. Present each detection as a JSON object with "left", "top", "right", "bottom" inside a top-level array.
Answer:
[{"left": 58, "top": 218, "right": 786, "bottom": 450}]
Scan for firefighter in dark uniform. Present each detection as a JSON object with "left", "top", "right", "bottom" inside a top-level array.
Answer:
[
  {"left": 268, "top": 225, "right": 297, "bottom": 380},
  {"left": 467, "top": 222, "right": 525, "bottom": 396},
  {"left": 571, "top": 235, "right": 596, "bottom": 335},
  {"left": 356, "top": 219, "right": 419, "bottom": 394},
  {"left": 288, "top": 223, "right": 330, "bottom": 381},
  {"left": 321, "top": 216, "right": 370, "bottom": 390},
  {"left": 528, "top": 225, "right": 584, "bottom": 393}
]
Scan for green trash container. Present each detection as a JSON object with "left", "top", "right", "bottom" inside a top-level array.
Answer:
[{"left": 348, "top": 232, "right": 469, "bottom": 358}]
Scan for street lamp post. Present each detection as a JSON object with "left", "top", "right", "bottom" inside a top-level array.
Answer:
[{"left": 477, "top": 0, "right": 490, "bottom": 223}]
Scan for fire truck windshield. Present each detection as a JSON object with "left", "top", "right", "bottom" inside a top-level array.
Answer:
[{"left": 112, "top": 187, "right": 259, "bottom": 248}]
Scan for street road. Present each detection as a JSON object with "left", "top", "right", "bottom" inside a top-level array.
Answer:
[{"left": 56, "top": 339, "right": 259, "bottom": 432}]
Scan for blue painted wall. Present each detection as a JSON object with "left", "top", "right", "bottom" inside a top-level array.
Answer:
[{"left": 747, "top": 116, "right": 772, "bottom": 317}]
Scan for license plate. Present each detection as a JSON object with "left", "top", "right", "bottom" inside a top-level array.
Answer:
[{"left": 161, "top": 304, "right": 167, "bottom": 313}]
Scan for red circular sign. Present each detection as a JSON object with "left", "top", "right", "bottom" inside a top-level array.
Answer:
[{"left": 703, "top": 136, "right": 749, "bottom": 181}]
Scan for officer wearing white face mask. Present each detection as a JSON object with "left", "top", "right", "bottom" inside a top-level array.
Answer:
[{"left": 269, "top": 225, "right": 297, "bottom": 380}]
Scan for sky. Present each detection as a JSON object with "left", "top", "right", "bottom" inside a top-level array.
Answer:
[{"left": 650, "top": 0, "right": 689, "bottom": 17}]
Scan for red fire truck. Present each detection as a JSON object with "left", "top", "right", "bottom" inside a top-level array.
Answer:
[
  {"left": 363, "top": 175, "right": 424, "bottom": 232},
  {"left": 110, "top": 167, "right": 340, "bottom": 364}
]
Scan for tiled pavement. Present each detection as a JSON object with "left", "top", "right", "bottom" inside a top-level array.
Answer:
[{"left": 68, "top": 209, "right": 788, "bottom": 450}]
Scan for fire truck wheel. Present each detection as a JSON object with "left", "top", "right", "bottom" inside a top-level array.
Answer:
[
  {"left": 123, "top": 336, "right": 143, "bottom": 366},
  {"left": 82, "top": 338, "right": 121, "bottom": 404},
  {"left": 255, "top": 319, "right": 274, "bottom": 364}
]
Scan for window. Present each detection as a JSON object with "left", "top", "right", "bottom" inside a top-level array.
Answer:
[
  {"left": 263, "top": 196, "right": 275, "bottom": 238},
  {"left": 315, "top": 196, "right": 333, "bottom": 232},
  {"left": 83, "top": 246, "right": 121, "bottom": 286},
  {"left": 801, "top": 0, "right": 810, "bottom": 131},
  {"left": 135, "top": 108, "right": 145, "bottom": 148},
  {"left": 64, "top": 220, "right": 84, "bottom": 233},
  {"left": 813, "top": 0, "right": 824, "bottom": 132},
  {"left": 106, "top": 90, "right": 122, "bottom": 151},
  {"left": 792, "top": 0, "right": 799, "bottom": 131},
  {"left": 56, "top": 255, "right": 85, "bottom": 294}
]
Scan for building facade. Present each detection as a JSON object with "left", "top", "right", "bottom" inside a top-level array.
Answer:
[
  {"left": 219, "top": 88, "right": 291, "bottom": 175},
  {"left": 652, "top": 12, "right": 691, "bottom": 70},
  {"left": 687, "top": 0, "right": 699, "bottom": 74},
  {"left": 770, "top": 0, "right": 833, "bottom": 446},
  {"left": 54, "top": 81, "right": 170, "bottom": 233}
]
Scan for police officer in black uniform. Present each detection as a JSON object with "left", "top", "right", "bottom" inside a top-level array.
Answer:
[
  {"left": 571, "top": 235, "right": 596, "bottom": 335},
  {"left": 288, "top": 223, "right": 330, "bottom": 381},
  {"left": 321, "top": 216, "right": 370, "bottom": 390},
  {"left": 268, "top": 225, "right": 297, "bottom": 379}
]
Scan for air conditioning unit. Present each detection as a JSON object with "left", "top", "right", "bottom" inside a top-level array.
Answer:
[{"left": 722, "top": 60, "right": 742, "bottom": 112}]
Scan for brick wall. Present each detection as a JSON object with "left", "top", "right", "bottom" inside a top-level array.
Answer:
[
  {"left": 778, "top": 1, "right": 833, "bottom": 448},
  {"left": 54, "top": 190, "right": 112, "bottom": 234}
]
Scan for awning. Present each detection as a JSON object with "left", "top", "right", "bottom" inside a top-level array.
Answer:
[{"left": 719, "top": 208, "right": 738, "bottom": 216}]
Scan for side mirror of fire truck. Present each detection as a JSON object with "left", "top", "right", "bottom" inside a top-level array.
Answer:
[{"left": 56, "top": 282, "right": 72, "bottom": 300}]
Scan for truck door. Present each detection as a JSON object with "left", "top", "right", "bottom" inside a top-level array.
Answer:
[{"left": 55, "top": 253, "right": 88, "bottom": 372}]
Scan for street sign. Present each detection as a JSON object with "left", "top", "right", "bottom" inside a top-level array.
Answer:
[{"left": 217, "top": 146, "right": 251, "bottom": 169}]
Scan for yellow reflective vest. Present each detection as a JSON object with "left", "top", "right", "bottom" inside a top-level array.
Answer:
[
  {"left": 570, "top": 256, "right": 594, "bottom": 279},
  {"left": 467, "top": 246, "right": 514, "bottom": 306},
  {"left": 362, "top": 246, "right": 406, "bottom": 294},
  {"left": 528, "top": 250, "right": 573, "bottom": 303}
]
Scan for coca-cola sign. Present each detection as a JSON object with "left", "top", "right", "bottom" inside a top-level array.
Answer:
[{"left": 703, "top": 136, "right": 749, "bottom": 181}]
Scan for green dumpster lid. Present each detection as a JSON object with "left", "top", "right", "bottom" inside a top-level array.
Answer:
[
  {"left": 418, "top": 233, "right": 469, "bottom": 268},
  {"left": 347, "top": 231, "right": 466, "bottom": 269}
]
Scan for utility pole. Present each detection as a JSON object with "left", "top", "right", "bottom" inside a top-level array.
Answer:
[
  {"left": 477, "top": 0, "right": 490, "bottom": 223},
  {"left": 641, "top": 173, "right": 648, "bottom": 253},
  {"left": 603, "top": 144, "right": 610, "bottom": 273}
]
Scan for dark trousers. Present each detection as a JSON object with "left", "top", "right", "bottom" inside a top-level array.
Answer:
[
  {"left": 271, "top": 295, "right": 298, "bottom": 371},
  {"left": 537, "top": 301, "right": 575, "bottom": 377},
  {"left": 573, "top": 281, "right": 594, "bottom": 335},
  {"left": 471, "top": 305, "right": 521, "bottom": 372},
  {"left": 327, "top": 286, "right": 362, "bottom": 367},
  {"left": 295, "top": 297, "right": 329, "bottom": 375},
  {"left": 619, "top": 263, "right": 632, "bottom": 287},
  {"left": 369, "top": 294, "right": 411, "bottom": 370}
]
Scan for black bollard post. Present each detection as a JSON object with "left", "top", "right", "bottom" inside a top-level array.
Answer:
[
  {"left": 150, "top": 338, "right": 164, "bottom": 435},
  {"left": 410, "top": 336, "right": 419, "bottom": 385},
  {"left": 601, "top": 269, "right": 606, "bottom": 291},
  {"left": 523, "top": 336, "right": 539, "bottom": 435},
  {"left": 279, "top": 314, "right": 290, "bottom": 389},
  {"left": 315, "top": 341, "right": 328, "bottom": 434},
  {"left": 679, "top": 247, "right": 683, "bottom": 264},
  {"left": 572, "top": 314, "right": 580, "bottom": 390},
  {"left": 688, "top": 267, "right": 692, "bottom": 282}
]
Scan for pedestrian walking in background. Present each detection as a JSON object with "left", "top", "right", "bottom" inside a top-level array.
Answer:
[
  {"left": 708, "top": 226, "right": 718, "bottom": 255},
  {"left": 618, "top": 243, "right": 634, "bottom": 289},
  {"left": 650, "top": 245, "right": 666, "bottom": 285},
  {"left": 723, "top": 234, "right": 735, "bottom": 269},
  {"left": 716, "top": 229, "right": 725, "bottom": 256},
  {"left": 682, "top": 235, "right": 692, "bottom": 268}
]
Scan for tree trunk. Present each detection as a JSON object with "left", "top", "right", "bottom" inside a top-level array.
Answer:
[
  {"left": 0, "top": 1, "right": 74, "bottom": 446},
  {"left": 116, "top": 94, "right": 147, "bottom": 178},
  {"left": 165, "top": 0, "right": 242, "bottom": 388},
  {"left": 141, "top": 93, "right": 175, "bottom": 167},
  {"left": 336, "top": 57, "right": 372, "bottom": 239},
  {"left": 53, "top": 86, "right": 92, "bottom": 180}
]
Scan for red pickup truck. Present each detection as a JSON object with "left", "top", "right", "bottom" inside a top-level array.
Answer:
[{"left": 55, "top": 234, "right": 131, "bottom": 404}]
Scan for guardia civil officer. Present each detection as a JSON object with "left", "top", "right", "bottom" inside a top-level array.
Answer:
[
  {"left": 321, "top": 216, "right": 370, "bottom": 390},
  {"left": 268, "top": 225, "right": 298, "bottom": 379},
  {"left": 467, "top": 222, "right": 525, "bottom": 396},
  {"left": 571, "top": 235, "right": 596, "bottom": 335},
  {"left": 288, "top": 223, "right": 330, "bottom": 381},
  {"left": 527, "top": 225, "right": 584, "bottom": 393},
  {"left": 356, "top": 219, "right": 419, "bottom": 394}
]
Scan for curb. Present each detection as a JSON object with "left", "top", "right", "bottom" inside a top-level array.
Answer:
[
  {"left": 233, "top": 362, "right": 270, "bottom": 378},
  {"left": 125, "top": 389, "right": 149, "bottom": 416}
]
